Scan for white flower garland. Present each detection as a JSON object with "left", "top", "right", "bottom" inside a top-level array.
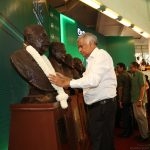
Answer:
[{"left": 26, "top": 45, "right": 68, "bottom": 109}]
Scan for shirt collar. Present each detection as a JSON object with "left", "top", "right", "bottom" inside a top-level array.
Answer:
[{"left": 86, "top": 47, "right": 99, "bottom": 62}]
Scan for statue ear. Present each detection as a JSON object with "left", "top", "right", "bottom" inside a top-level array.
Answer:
[
  {"left": 25, "top": 34, "right": 32, "bottom": 42},
  {"left": 25, "top": 34, "right": 35, "bottom": 45}
]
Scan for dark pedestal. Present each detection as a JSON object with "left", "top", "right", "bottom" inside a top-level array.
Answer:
[
  {"left": 77, "top": 93, "right": 91, "bottom": 149},
  {"left": 9, "top": 95, "right": 90, "bottom": 150},
  {"left": 66, "top": 94, "right": 90, "bottom": 150},
  {"left": 8, "top": 102, "right": 70, "bottom": 150}
]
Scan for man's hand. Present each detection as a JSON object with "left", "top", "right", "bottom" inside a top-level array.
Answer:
[{"left": 48, "top": 72, "right": 72, "bottom": 88}]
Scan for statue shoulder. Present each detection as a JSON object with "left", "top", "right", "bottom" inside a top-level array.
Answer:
[{"left": 10, "top": 48, "right": 54, "bottom": 92}]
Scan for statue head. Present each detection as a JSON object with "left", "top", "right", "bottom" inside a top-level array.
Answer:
[
  {"left": 73, "top": 57, "right": 85, "bottom": 74},
  {"left": 64, "top": 54, "right": 74, "bottom": 68},
  {"left": 23, "top": 24, "right": 50, "bottom": 55},
  {"left": 49, "top": 42, "right": 66, "bottom": 63}
]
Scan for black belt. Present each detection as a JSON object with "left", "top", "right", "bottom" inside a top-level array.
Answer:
[{"left": 87, "top": 98, "right": 115, "bottom": 109}]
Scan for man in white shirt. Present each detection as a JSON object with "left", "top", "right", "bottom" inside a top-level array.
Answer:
[{"left": 49, "top": 32, "right": 117, "bottom": 150}]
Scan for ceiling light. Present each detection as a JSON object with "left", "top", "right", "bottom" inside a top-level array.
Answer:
[
  {"left": 118, "top": 18, "right": 131, "bottom": 27},
  {"left": 79, "top": 0, "right": 101, "bottom": 9},
  {"left": 102, "top": 8, "right": 119, "bottom": 19},
  {"left": 141, "top": 32, "right": 150, "bottom": 38},
  {"left": 132, "top": 26, "right": 142, "bottom": 34}
]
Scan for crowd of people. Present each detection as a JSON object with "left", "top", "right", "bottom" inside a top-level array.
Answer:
[{"left": 115, "top": 61, "right": 150, "bottom": 142}]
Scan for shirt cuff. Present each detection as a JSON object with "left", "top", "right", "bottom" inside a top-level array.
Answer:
[{"left": 70, "top": 79, "right": 79, "bottom": 88}]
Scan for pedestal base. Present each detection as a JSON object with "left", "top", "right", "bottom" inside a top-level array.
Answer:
[
  {"left": 9, "top": 95, "right": 90, "bottom": 150},
  {"left": 9, "top": 102, "right": 70, "bottom": 150}
]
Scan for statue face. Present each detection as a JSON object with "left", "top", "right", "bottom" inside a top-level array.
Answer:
[
  {"left": 65, "top": 54, "right": 74, "bottom": 68},
  {"left": 53, "top": 49, "right": 66, "bottom": 63},
  {"left": 73, "top": 58, "right": 85, "bottom": 73},
  {"left": 24, "top": 25, "right": 50, "bottom": 55},
  {"left": 50, "top": 42, "right": 66, "bottom": 63}
]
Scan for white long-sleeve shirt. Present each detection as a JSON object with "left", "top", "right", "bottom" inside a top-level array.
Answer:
[{"left": 70, "top": 47, "right": 117, "bottom": 105}]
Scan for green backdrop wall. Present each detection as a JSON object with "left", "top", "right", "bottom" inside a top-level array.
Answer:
[
  {"left": 49, "top": 7, "right": 135, "bottom": 69},
  {"left": 49, "top": 6, "right": 60, "bottom": 42},
  {"left": 77, "top": 23, "right": 107, "bottom": 50},
  {"left": 49, "top": 7, "right": 107, "bottom": 63},
  {"left": 105, "top": 36, "right": 135, "bottom": 68},
  {"left": 0, "top": 0, "right": 49, "bottom": 149}
]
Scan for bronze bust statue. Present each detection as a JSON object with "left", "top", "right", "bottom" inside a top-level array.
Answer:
[
  {"left": 49, "top": 42, "right": 66, "bottom": 75},
  {"left": 10, "top": 24, "right": 58, "bottom": 103},
  {"left": 73, "top": 57, "right": 85, "bottom": 78},
  {"left": 49, "top": 43, "right": 77, "bottom": 95}
]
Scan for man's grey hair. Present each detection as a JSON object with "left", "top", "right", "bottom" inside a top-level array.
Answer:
[{"left": 77, "top": 32, "right": 98, "bottom": 45}]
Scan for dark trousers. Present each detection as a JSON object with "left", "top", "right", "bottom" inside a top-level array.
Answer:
[
  {"left": 115, "top": 101, "right": 122, "bottom": 128},
  {"left": 121, "top": 103, "right": 133, "bottom": 134},
  {"left": 87, "top": 98, "right": 117, "bottom": 150}
]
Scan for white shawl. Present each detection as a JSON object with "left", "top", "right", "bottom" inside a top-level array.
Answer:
[{"left": 26, "top": 45, "right": 68, "bottom": 109}]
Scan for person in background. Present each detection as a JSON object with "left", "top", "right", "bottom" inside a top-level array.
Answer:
[
  {"left": 116, "top": 63, "right": 133, "bottom": 137},
  {"left": 130, "top": 61, "right": 149, "bottom": 142},
  {"left": 114, "top": 66, "right": 122, "bottom": 128},
  {"left": 145, "top": 75, "right": 150, "bottom": 129},
  {"left": 48, "top": 32, "right": 117, "bottom": 150}
]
